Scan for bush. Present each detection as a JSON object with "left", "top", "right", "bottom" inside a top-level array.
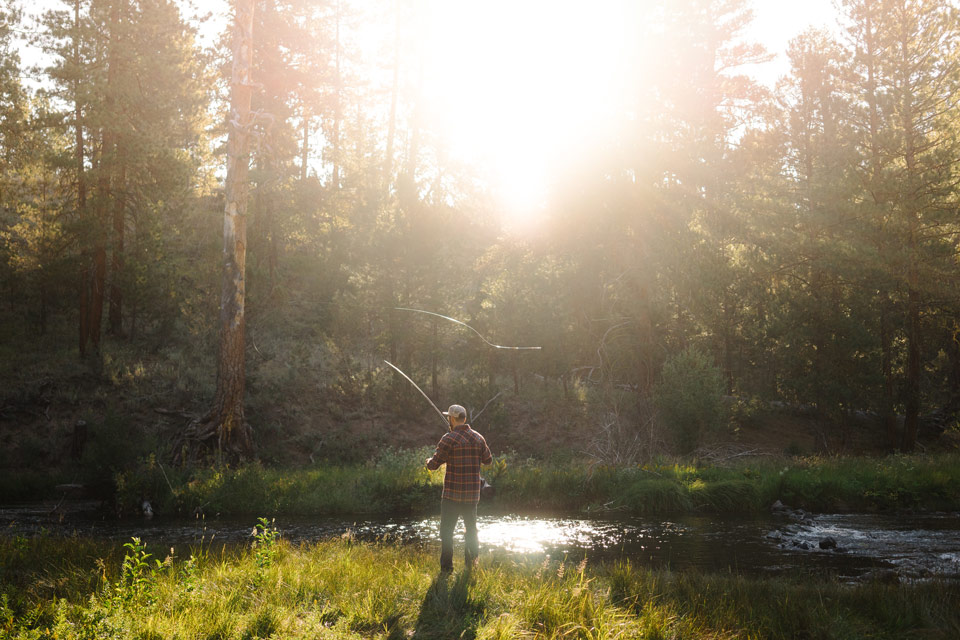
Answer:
[
  {"left": 654, "top": 347, "right": 726, "bottom": 453},
  {"left": 620, "top": 479, "right": 692, "bottom": 514}
]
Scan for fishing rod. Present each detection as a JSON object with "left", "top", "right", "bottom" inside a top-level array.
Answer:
[
  {"left": 383, "top": 360, "right": 449, "bottom": 430},
  {"left": 394, "top": 307, "right": 542, "bottom": 351},
  {"left": 385, "top": 359, "right": 496, "bottom": 496}
]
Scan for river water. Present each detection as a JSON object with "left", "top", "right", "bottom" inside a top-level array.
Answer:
[{"left": 3, "top": 504, "right": 958, "bottom": 582}]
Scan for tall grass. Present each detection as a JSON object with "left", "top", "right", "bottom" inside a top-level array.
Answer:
[
  {"left": 2, "top": 533, "right": 958, "bottom": 639},
  {"left": 106, "top": 452, "right": 960, "bottom": 517}
]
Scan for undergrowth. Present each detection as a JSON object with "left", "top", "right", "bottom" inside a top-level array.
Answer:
[
  {"left": 106, "top": 452, "right": 960, "bottom": 517},
  {"left": 1, "top": 532, "right": 957, "bottom": 639}
]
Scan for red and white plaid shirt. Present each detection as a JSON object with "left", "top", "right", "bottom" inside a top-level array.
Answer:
[{"left": 426, "top": 424, "right": 492, "bottom": 503}]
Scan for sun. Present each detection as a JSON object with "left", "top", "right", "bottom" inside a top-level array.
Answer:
[{"left": 417, "top": 0, "right": 642, "bottom": 233}]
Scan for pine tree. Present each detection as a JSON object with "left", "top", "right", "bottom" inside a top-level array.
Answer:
[{"left": 843, "top": 0, "right": 960, "bottom": 450}]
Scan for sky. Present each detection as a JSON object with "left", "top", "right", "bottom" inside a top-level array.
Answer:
[
  {"left": 14, "top": 0, "right": 840, "bottom": 83},
  {"left": 11, "top": 0, "right": 842, "bottom": 228},
  {"left": 413, "top": 0, "right": 842, "bottom": 227}
]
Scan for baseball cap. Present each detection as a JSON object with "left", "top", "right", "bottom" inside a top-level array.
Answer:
[{"left": 442, "top": 404, "right": 467, "bottom": 420}]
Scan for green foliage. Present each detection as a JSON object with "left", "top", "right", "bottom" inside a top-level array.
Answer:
[
  {"left": 620, "top": 478, "right": 693, "bottom": 514},
  {"left": 114, "top": 537, "right": 157, "bottom": 605},
  {"left": 251, "top": 517, "right": 280, "bottom": 574},
  {"left": 655, "top": 347, "right": 727, "bottom": 453},
  {"left": 111, "top": 452, "right": 960, "bottom": 519}
]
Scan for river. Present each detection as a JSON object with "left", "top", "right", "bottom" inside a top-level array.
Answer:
[{"left": 3, "top": 503, "right": 958, "bottom": 582}]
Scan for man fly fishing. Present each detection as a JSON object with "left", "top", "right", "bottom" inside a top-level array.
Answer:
[{"left": 425, "top": 403, "right": 492, "bottom": 572}]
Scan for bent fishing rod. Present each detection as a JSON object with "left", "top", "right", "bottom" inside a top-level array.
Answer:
[{"left": 383, "top": 360, "right": 449, "bottom": 430}]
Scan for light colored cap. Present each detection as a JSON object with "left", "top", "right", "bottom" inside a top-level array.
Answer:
[{"left": 442, "top": 404, "right": 467, "bottom": 420}]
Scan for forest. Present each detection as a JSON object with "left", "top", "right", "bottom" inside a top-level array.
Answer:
[{"left": 2, "top": 0, "right": 960, "bottom": 472}]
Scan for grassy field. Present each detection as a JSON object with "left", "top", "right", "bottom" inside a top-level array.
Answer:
[
  {"left": 1, "top": 528, "right": 958, "bottom": 639},
  {"left": 92, "top": 451, "right": 960, "bottom": 518}
]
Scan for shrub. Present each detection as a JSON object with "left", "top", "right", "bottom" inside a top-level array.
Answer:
[
  {"left": 620, "top": 478, "right": 692, "bottom": 514},
  {"left": 654, "top": 347, "right": 726, "bottom": 453}
]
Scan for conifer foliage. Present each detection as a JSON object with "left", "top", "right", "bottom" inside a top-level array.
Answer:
[{"left": 2, "top": 0, "right": 960, "bottom": 459}]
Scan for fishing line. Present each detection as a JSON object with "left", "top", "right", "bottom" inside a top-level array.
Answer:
[{"left": 394, "top": 307, "right": 542, "bottom": 351}]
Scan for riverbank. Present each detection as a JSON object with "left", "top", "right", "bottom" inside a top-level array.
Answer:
[
  {"left": 59, "top": 451, "right": 960, "bottom": 517},
  {"left": 2, "top": 532, "right": 958, "bottom": 639}
]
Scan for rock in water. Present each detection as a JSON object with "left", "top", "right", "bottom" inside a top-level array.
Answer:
[
  {"left": 819, "top": 536, "right": 837, "bottom": 550},
  {"left": 480, "top": 477, "right": 495, "bottom": 499}
]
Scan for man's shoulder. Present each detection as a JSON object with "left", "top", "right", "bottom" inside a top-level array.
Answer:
[{"left": 466, "top": 426, "right": 487, "bottom": 443}]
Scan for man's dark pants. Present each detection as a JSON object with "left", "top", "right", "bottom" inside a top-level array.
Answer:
[{"left": 439, "top": 498, "right": 478, "bottom": 570}]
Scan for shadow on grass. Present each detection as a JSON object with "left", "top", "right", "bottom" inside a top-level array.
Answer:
[{"left": 412, "top": 569, "right": 483, "bottom": 639}]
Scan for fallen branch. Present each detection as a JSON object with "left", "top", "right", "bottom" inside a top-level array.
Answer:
[{"left": 693, "top": 444, "right": 774, "bottom": 465}]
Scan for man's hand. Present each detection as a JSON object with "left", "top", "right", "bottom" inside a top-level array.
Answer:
[{"left": 425, "top": 457, "right": 433, "bottom": 467}]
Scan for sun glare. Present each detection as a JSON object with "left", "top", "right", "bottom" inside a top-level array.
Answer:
[{"left": 419, "top": 0, "right": 639, "bottom": 233}]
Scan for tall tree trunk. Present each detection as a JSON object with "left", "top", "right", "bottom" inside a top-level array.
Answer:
[
  {"left": 108, "top": 160, "right": 126, "bottom": 336},
  {"left": 107, "top": 0, "right": 126, "bottom": 341},
  {"left": 181, "top": 0, "right": 257, "bottom": 463},
  {"left": 899, "top": 15, "right": 921, "bottom": 452},
  {"left": 40, "top": 282, "right": 48, "bottom": 335},
  {"left": 88, "top": 0, "right": 122, "bottom": 355},
  {"left": 431, "top": 316, "right": 438, "bottom": 397},
  {"left": 300, "top": 110, "right": 309, "bottom": 182},
  {"left": 88, "top": 236, "right": 106, "bottom": 354},
  {"left": 267, "top": 176, "right": 277, "bottom": 288},
  {"left": 75, "top": 0, "right": 89, "bottom": 358},
  {"left": 903, "top": 283, "right": 921, "bottom": 451},
  {"left": 332, "top": 0, "right": 341, "bottom": 188},
  {"left": 880, "top": 300, "right": 898, "bottom": 448},
  {"left": 869, "top": 9, "right": 898, "bottom": 450},
  {"left": 384, "top": 0, "right": 400, "bottom": 190}
]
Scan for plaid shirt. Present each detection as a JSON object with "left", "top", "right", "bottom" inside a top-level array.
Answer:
[{"left": 426, "top": 424, "right": 493, "bottom": 503}]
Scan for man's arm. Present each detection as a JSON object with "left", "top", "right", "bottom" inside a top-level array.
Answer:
[
  {"left": 425, "top": 435, "right": 450, "bottom": 470},
  {"left": 480, "top": 435, "right": 492, "bottom": 466}
]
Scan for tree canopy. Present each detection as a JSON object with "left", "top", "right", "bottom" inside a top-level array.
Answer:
[{"left": 2, "top": 0, "right": 960, "bottom": 458}]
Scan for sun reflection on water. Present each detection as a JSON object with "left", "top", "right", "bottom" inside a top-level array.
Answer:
[{"left": 405, "top": 515, "right": 675, "bottom": 555}]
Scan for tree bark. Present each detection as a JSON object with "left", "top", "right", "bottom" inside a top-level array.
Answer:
[
  {"left": 300, "top": 110, "right": 309, "bottom": 182},
  {"left": 332, "top": 0, "right": 341, "bottom": 189},
  {"left": 383, "top": 0, "right": 400, "bottom": 191},
  {"left": 75, "top": 0, "right": 90, "bottom": 358},
  {"left": 880, "top": 300, "right": 898, "bottom": 449},
  {"left": 179, "top": 0, "right": 257, "bottom": 463},
  {"left": 108, "top": 0, "right": 126, "bottom": 339},
  {"left": 431, "top": 316, "right": 438, "bottom": 397},
  {"left": 108, "top": 160, "right": 126, "bottom": 336},
  {"left": 88, "top": 0, "right": 123, "bottom": 354},
  {"left": 899, "top": 11, "right": 921, "bottom": 452},
  {"left": 862, "top": 4, "right": 898, "bottom": 450}
]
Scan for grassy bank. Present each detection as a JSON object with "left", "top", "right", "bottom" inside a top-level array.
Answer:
[
  {"left": 98, "top": 451, "right": 960, "bottom": 517},
  {"left": 2, "top": 530, "right": 958, "bottom": 639}
]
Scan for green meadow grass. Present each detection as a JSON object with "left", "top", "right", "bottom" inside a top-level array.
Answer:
[
  {"left": 1, "top": 532, "right": 958, "bottom": 639},
  {"left": 110, "top": 452, "right": 960, "bottom": 517}
]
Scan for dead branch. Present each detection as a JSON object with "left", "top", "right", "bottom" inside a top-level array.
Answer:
[
  {"left": 692, "top": 444, "right": 774, "bottom": 465},
  {"left": 472, "top": 390, "right": 504, "bottom": 424}
]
